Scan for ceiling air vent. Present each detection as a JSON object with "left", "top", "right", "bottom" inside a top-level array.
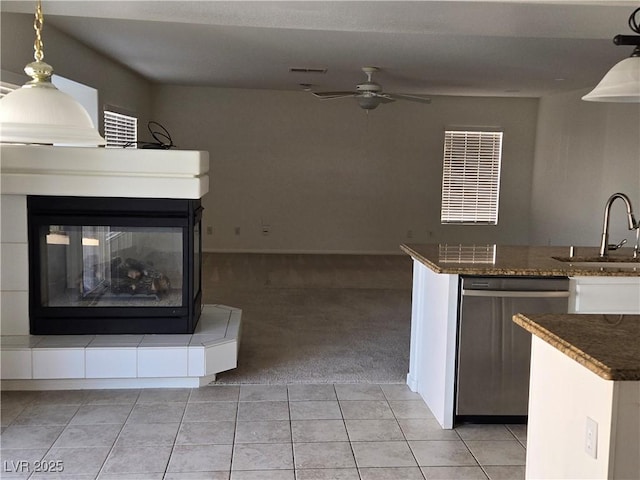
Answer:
[{"left": 289, "top": 67, "right": 327, "bottom": 74}]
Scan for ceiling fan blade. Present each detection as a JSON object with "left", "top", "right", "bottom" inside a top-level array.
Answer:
[
  {"left": 311, "top": 91, "right": 357, "bottom": 99},
  {"left": 375, "top": 94, "right": 396, "bottom": 104},
  {"left": 386, "top": 93, "right": 432, "bottom": 104}
]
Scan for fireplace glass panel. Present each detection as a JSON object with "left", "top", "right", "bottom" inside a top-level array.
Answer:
[
  {"left": 193, "top": 222, "right": 201, "bottom": 302},
  {"left": 40, "top": 224, "right": 183, "bottom": 308}
]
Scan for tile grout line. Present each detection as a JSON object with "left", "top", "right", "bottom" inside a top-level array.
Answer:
[
  {"left": 100, "top": 390, "right": 141, "bottom": 479},
  {"left": 385, "top": 388, "right": 427, "bottom": 480},
  {"left": 229, "top": 385, "right": 243, "bottom": 477},
  {"left": 10, "top": 394, "right": 56, "bottom": 480},
  {"left": 78, "top": 390, "right": 140, "bottom": 480},
  {"left": 287, "top": 383, "right": 296, "bottom": 478},
  {"left": 335, "top": 383, "right": 363, "bottom": 480},
  {"left": 162, "top": 388, "right": 194, "bottom": 479},
  {"left": 229, "top": 385, "right": 240, "bottom": 478},
  {"left": 457, "top": 422, "right": 528, "bottom": 477},
  {"left": 25, "top": 397, "right": 83, "bottom": 480}
]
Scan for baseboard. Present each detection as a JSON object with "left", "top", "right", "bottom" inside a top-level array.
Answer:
[
  {"left": 406, "top": 372, "right": 418, "bottom": 391},
  {"left": 202, "top": 248, "right": 405, "bottom": 255}
]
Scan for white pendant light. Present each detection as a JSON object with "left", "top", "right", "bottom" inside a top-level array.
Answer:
[
  {"left": 0, "top": 0, "right": 106, "bottom": 146},
  {"left": 583, "top": 7, "right": 640, "bottom": 103}
]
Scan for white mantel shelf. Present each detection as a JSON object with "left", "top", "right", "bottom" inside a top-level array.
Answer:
[{"left": 0, "top": 145, "right": 209, "bottom": 199}]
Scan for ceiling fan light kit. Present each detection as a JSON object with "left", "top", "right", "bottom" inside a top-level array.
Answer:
[
  {"left": 357, "top": 95, "right": 383, "bottom": 110},
  {"left": 312, "top": 66, "right": 431, "bottom": 111},
  {"left": 583, "top": 6, "right": 640, "bottom": 103}
]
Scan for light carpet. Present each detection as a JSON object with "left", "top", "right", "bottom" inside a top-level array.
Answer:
[{"left": 201, "top": 253, "right": 413, "bottom": 384}]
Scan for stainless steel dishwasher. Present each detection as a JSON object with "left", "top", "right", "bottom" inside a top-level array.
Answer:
[{"left": 456, "top": 276, "right": 569, "bottom": 423}]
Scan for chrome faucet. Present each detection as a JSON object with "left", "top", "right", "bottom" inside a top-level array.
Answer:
[{"left": 599, "top": 193, "right": 638, "bottom": 257}]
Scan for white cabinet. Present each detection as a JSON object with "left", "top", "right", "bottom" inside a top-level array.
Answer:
[
  {"left": 406, "top": 260, "right": 459, "bottom": 429},
  {"left": 570, "top": 277, "right": 640, "bottom": 314},
  {"left": 527, "top": 334, "right": 639, "bottom": 479}
]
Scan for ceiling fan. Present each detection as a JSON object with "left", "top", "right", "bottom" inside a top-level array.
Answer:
[{"left": 311, "top": 67, "right": 431, "bottom": 110}]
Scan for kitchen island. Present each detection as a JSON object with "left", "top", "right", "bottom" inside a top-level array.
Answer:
[
  {"left": 514, "top": 313, "right": 639, "bottom": 480},
  {"left": 400, "top": 243, "right": 640, "bottom": 428}
]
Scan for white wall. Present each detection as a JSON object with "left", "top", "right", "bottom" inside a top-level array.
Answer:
[
  {"left": 530, "top": 89, "right": 640, "bottom": 248},
  {"left": 0, "top": 13, "right": 152, "bottom": 135},
  {"left": 152, "top": 85, "right": 539, "bottom": 253},
  {"left": 3, "top": 12, "right": 638, "bottom": 254}
]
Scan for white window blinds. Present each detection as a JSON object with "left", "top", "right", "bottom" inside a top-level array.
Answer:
[
  {"left": 104, "top": 110, "right": 137, "bottom": 148},
  {"left": 441, "top": 130, "right": 503, "bottom": 225}
]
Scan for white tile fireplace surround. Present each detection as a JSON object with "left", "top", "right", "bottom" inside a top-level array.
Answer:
[{"left": 0, "top": 145, "right": 240, "bottom": 389}]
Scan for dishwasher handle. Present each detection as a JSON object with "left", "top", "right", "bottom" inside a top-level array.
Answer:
[{"left": 461, "top": 289, "right": 570, "bottom": 298}]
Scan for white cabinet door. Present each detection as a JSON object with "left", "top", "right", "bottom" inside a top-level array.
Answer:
[{"left": 570, "top": 277, "right": 640, "bottom": 313}]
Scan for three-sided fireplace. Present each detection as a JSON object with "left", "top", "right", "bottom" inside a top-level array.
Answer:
[{"left": 27, "top": 195, "right": 203, "bottom": 335}]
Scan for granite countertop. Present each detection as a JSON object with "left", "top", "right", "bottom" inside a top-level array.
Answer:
[
  {"left": 513, "top": 313, "right": 640, "bottom": 381},
  {"left": 400, "top": 243, "right": 640, "bottom": 277}
]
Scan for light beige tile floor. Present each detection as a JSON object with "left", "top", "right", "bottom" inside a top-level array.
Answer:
[{"left": 1, "top": 384, "right": 526, "bottom": 480}]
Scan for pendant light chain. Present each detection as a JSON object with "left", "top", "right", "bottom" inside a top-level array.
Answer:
[
  {"left": 0, "top": 0, "right": 107, "bottom": 145},
  {"left": 33, "top": 0, "right": 44, "bottom": 62},
  {"left": 24, "top": 0, "right": 54, "bottom": 86}
]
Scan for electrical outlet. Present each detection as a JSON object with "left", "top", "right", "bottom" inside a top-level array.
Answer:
[
  {"left": 262, "top": 225, "right": 271, "bottom": 236},
  {"left": 585, "top": 417, "right": 598, "bottom": 459},
  {"left": 407, "top": 229, "right": 413, "bottom": 239},
  {"left": 206, "top": 226, "right": 213, "bottom": 235},
  {"left": 234, "top": 227, "right": 241, "bottom": 235}
]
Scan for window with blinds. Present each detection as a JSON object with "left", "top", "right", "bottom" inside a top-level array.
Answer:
[
  {"left": 104, "top": 110, "right": 137, "bottom": 148},
  {"left": 441, "top": 130, "right": 503, "bottom": 225}
]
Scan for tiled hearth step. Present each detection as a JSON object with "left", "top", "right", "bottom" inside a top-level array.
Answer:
[{"left": 0, "top": 304, "right": 240, "bottom": 389}]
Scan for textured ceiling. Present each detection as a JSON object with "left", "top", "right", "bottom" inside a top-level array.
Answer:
[{"left": 2, "top": 1, "right": 638, "bottom": 97}]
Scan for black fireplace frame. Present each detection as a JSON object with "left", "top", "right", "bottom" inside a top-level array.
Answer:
[{"left": 27, "top": 195, "right": 203, "bottom": 335}]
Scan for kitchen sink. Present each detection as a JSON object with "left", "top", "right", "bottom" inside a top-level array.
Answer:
[{"left": 552, "top": 256, "right": 640, "bottom": 270}]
